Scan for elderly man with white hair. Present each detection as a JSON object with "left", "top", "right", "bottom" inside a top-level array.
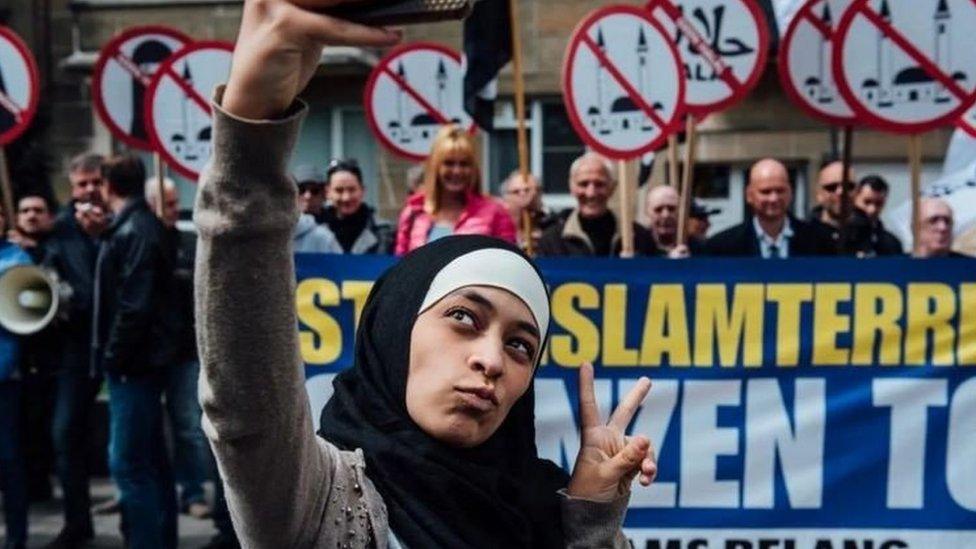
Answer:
[
  {"left": 914, "top": 198, "right": 972, "bottom": 258},
  {"left": 537, "top": 152, "right": 654, "bottom": 256},
  {"left": 642, "top": 185, "right": 706, "bottom": 258}
]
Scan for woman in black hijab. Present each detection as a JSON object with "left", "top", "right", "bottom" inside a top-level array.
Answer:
[
  {"left": 194, "top": 1, "right": 656, "bottom": 547},
  {"left": 319, "top": 235, "right": 655, "bottom": 548}
]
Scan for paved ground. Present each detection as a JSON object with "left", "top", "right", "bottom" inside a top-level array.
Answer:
[{"left": 5, "top": 477, "right": 219, "bottom": 548}]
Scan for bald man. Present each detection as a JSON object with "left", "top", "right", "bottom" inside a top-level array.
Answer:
[
  {"left": 915, "top": 198, "right": 971, "bottom": 258},
  {"left": 705, "top": 159, "right": 835, "bottom": 257},
  {"left": 644, "top": 186, "right": 679, "bottom": 253},
  {"left": 641, "top": 185, "right": 703, "bottom": 257},
  {"left": 810, "top": 158, "right": 885, "bottom": 256}
]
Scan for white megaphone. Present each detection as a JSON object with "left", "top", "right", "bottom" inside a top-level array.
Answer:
[{"left": 0, "top": 264, "right": 63, "bottom": 335}]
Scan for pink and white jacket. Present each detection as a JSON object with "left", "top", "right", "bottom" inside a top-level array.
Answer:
[{"left": 394, "top": 192, "right": 517, "bottom": 255}]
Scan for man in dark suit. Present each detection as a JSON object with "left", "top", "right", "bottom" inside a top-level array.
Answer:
[{"left": 705, "top": 159, "right": 835, "bottom": 258}]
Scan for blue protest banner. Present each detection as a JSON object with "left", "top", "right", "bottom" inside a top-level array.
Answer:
[{"left": 296, "top": 254, "right": 976, "bottom": 547}]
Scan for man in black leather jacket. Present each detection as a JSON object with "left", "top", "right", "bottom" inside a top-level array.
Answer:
[{"left": 92, "top": 153, "right": 178, "bottom": 549}]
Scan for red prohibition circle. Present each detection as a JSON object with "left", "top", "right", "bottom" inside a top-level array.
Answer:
[
  {"left": 0, "top": 26, "right": 40, "bottom": 147},
  {"left": 959, "top": 111, "right": 976, "bottom": 138},
  {"left": 92, "top": 25, "right": 192, "bottom": 151},
  {"left": 832, "top": 0, "right": 976, "bottom": 134},
  {"left": 778, "top": 0, "right": 860, "bottom": 127},
  {"left": 145, "top": 41, "right": 234, "bottom": 181},
  {"left": 645, "top": 0, "right": 770, "bottom": 117},
  {"left": 363, "top": 42, "right": 476, "bottom": 162},
  {"left": 562, "top": 4, "right": 685, "bottom": 160}
]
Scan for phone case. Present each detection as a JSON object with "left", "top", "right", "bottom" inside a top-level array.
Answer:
[{"left": 319, "top": 0, "right": 473, "bottom": 26}]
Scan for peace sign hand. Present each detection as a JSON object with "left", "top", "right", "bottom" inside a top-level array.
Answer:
[{"left": 566, "top": 363, "right": 656, "bottom": 502}]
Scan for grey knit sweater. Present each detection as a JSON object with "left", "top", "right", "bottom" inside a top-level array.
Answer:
[{"left": 194, "top": 91, "right": 631, "bottom": 548}]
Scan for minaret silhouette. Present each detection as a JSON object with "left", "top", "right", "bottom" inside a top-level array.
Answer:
[
  {"left": 130, "top": 39, "right": 172, "bottom": 141},
  {"left": 397, "top": 62, "right": 406, "bottom": 134},
  {"left": 877, "top": 0, "right": 893, "bottom": 107},
  {"left": 636, "top": 25, "right": 648, "bottom": 96},
  {"left": 636, "top": 25, "right": 653, "bottom": 130},
  {"left": 436, "top": 59, "right": 447, "bottom": 111},
  {"left": 934, "top": 0, "right": 951, "bottom": 102},
  {"left": 596, "top": 27, "right": 608, "bottom": 134},
  {"left": 818, "top": 2, "right": 833, "bottom": 102},
  {"left": 396, "top": 62, "right": 410, "bottom": 143},
  {"left": 178, "top": 62, "right": 193, "bottom": 158}
]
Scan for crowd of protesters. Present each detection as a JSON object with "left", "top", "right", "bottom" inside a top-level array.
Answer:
[
  {"left": 0, "top": 126, "right": 971, "bottom": 548},
  {"left": 282, "top": 124, "right": 969, "bottom": 262},
  {"left": 0, "top": 153, "right": 237, "bottom": 549}
]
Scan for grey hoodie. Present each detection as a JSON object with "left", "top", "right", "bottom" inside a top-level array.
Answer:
[{"left": 293, "top": 213, "right": 342, "bottom": 254}]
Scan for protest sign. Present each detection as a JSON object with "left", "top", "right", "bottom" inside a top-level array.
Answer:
[
  {"left": 92, "top": 26, "right": 191, "bottom": 150},
  {"left": 296, "top": 254, "right": 976, "bottom": 547},
  {"left": 779, "top": 0, "right": 858, "bottom": 126},
  {"left": 145, "top": 41, "right": 233, "bottom": 180},
  {"left": 364, "top": 42, "right": 474, "bottom": 161},
  {"left": 0, "top": 26, "right": 39, "bottom": 147},
  {"left": 833, "top": 0, "right": 976, "bottom": 134},
  {"left": 647, "top": 0, "right": 770, "bottom": 116},
  {"left": 562, "top": 5, "right": 685, "bottom": 159}
]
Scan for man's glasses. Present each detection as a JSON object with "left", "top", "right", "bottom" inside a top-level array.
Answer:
[
  {"left": 298, "top": 184, "right": 324, "bottom": 196},
  {"left": 822, "top": 181, "right": 855, "bottom": 194}
]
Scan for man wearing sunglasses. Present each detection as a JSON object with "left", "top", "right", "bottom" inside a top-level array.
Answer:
[
  {"left": 810, "top": 158, "right": 874, "bottom": 256},
  {"left": 293, "top": 164, "right": 328, "bottom": 224}
]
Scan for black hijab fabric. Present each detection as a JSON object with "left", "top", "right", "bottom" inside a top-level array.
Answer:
[{"left": 318, "top": 235, "right": 569, "bottom": 549}]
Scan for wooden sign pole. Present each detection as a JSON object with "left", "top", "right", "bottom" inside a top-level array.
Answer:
[
  {"left": 840, "top": 125, "right": 854, "bottom": 236},
  {"left": 0, "top": 148, "right": 16, "bottom": 231},
  {"left": 508, "top": 0, "right": 534, "bottom": 256},
  {"left": 840, "top": 125, "right": 854, "bottom": 181},
  {"left": 667, "top": 134, "right": 680, "bottom": 188},
  {"left": 908, "top": 134, "right": 922, "bottom": 256},
  {"left": 153, "top": 152, "right": 166, "bottom": 218},
  {"left": 677, "top": 115, "right": 698, "bottom": 245},
  {"left": 618, "top": 159, "right": 635, "bottom": 258}
]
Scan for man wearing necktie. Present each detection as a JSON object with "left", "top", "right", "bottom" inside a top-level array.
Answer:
[{"left": 705, "top": 159, "right": 835, "bottom": 258}]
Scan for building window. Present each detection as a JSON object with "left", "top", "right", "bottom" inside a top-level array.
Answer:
[
  {"left": 691, "top": 165, "right": 730, "bottom": 199},
  {"left": 485, "top": 128, "right": 531, "bottom": 196},
  {"left": 484, "top": 98, "right": 584, "bottom": 204},
  {"left": 540, "top": 100, "right": 585, "bottom": 196}
]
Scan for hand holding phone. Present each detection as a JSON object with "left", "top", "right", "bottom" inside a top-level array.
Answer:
[
  {"left": 223, "top": 0, "right": 403, "bottom": 120},
  {"left": 316, "top": 0, "right": 472, "bottom": 26}
]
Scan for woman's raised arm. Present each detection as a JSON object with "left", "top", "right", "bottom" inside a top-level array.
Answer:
[{"left": 194, "top": 2, "right": 399, "bottom": 545}]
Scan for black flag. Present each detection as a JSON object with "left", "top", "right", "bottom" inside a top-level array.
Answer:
[
  {"left": 756, "top": 0, "right": 781, "bottom": 53},
  {"left": 463, "top": 0, "right": 512, "bottom": 131}
]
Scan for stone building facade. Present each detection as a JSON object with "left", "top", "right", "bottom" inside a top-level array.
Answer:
[{"left": 5, "top": 0, "right": 953, "bottom": 235}]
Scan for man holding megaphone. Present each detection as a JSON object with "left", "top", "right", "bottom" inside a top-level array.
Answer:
[{"left": 37, "top": 152, "right": 109, "bottom": 546}]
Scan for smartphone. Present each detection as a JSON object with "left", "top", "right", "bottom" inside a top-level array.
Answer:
[{"left": 317, "top": 0, "right": 473, "bottom": 26}]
